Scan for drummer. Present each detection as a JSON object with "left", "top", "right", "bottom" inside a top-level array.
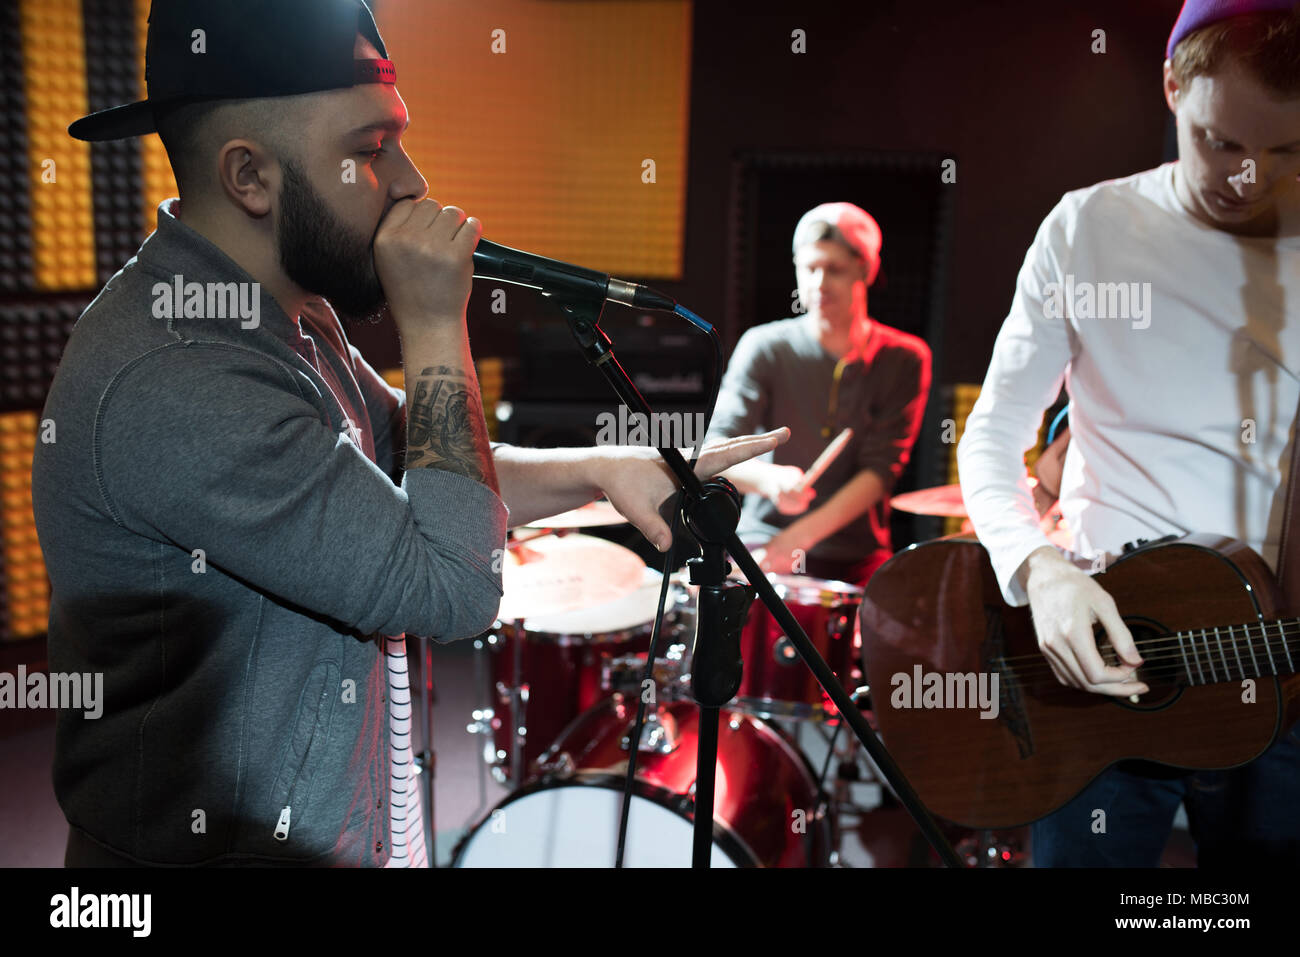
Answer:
[{"left": 708, "top": 202, "right": 932, "bottom": 586}]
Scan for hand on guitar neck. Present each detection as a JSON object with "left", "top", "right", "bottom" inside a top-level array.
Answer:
[{"left": 1020, "top": 545, "right": 1149, "bottom": 698}]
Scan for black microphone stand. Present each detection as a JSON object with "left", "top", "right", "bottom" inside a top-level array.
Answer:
[
  {"left": 679, "top": 480, "right": 754, "bottom": 866},
  {"left": 550, "top": 290, "right": 962, "bottom": 868}
]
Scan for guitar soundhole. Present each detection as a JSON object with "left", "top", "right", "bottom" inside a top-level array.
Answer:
[{"left": 1096, "top": 617, "right": 1183, "bottom": 711}]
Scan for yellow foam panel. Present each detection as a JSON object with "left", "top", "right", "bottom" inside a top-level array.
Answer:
[
  {"left": 1, "top": 412, "right": 48, "bottom": 640},
  {"left": 943, "top": 383, "right": 982, "bottom": 536},
  {"left": 378, "top": 0, "right": 691, "bottom": 279},
  {"left": 942, "top": 383, "right": 1056, "bottom": 536},
  {"left": 23, "top": 0, "right": 97, "bottom": 291}
]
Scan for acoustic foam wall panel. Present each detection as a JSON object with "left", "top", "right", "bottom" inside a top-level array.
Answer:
[
  {"left": 377, "top": 0, "right": 691, "bottom": 279},
  {"left": 0, "top": 297, "right": 83, "bottom": 414},
  {"left": 20, "top": 0, "right": 97, "bottom": 291},
  {"left": 0, "top": 411, "right": 47, "bottom": 641},
  {"left": 0, "top": 1, "right": 36, "bottom": 295}
]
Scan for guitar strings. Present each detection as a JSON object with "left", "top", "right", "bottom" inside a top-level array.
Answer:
[
  {"left": 988, "top": 655, "right": 1294, "bottom": 688},
  {"left": 994, "top": 629, "right": 1300, "bottom": 667},
  {"left": 981, "top": 661, "right": 1296, "bottom": 704},
  {"left": 984, "top": 636, "right": 1300, "bottom": 689},
  {"left": 867, "top": 618, "right": 1300, "bottom": 694}
]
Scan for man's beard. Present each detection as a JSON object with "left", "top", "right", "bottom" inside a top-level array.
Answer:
[{"left": 275, "top": 157, "right": 388, "bottom": 326}]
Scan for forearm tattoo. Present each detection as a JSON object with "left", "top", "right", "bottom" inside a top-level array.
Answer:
[{"left": 404, "top": 365, "right": 498, "bottom": 489}]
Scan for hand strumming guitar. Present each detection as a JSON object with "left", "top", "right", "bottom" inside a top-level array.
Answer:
[{"left": 1020, "top": 545, "right": 1149, "bottom": 698}]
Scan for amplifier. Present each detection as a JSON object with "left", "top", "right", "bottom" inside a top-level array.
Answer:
[
  {"left": 505, "top": 316, "right": 713, "bottom": 405},
  {"left": 495, "top": 400, "right": 704, "bottom": 450}
]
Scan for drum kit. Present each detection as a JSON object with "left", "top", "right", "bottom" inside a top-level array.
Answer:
[
  {"left": 453, "top": 503, "right": 864, "bottom": 868},
  {"left": 448, "top": 486, "right": 1031, "bottom": 868}
]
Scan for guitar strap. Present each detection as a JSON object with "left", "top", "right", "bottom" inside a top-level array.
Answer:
[{"left": 1276, "top": 391, "right": 1300, "bottom": 612}]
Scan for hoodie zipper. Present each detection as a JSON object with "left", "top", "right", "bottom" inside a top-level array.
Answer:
[
  {"left": 274, "top": 806, "right": 292, "bottom": 841},
  {"left": 273, "top": 684, "right": 330, "bottom": 842}
]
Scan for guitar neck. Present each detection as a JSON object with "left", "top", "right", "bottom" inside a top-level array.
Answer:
[{"left": 1161, "top": 619, "right": 1300, "bottom": 686}]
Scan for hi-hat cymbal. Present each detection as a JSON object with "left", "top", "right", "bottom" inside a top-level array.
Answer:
[
  {"left": 523, "top": 499, "right": 627, "bottom": 529},
  {"left": 893, "top": 478, "right": 1040, "bottom": 519},
  {"left": 498, "top": 533, "right": 646, "bottom": 621},
  {"left": 891, "top": 484, "right": 968, "bottom": 518}
]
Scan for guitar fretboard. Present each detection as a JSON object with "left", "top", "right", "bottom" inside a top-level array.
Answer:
[{"left": 1169, "top": 620, "right": 1300, "bottom": 686}]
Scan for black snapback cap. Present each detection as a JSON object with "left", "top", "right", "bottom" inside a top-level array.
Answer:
[{"left": 68, "top": 0, "right": 395, "bottom": 142}]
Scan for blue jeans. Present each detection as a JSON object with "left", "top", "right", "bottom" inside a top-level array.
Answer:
[{"left": 1032, "top": 722, "right": 1300, "bottom": 867}]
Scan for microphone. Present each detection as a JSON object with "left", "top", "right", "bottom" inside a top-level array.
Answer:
[{"left": 472, "top": 238, "right": 677, "bottom": 312}]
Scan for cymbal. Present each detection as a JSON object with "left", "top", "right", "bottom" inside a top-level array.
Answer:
[
  {"left": 523, "top": 499, "right": 627, "bottom": 529},
  {"left": 498, "top": 533, "right": 646, "bottom": 621},
  {"left": 893, "top": 478, "right": 1041, "bottom": 519},
  {"left": 891, "top": 484, "right": 968, "bottom": 518}
]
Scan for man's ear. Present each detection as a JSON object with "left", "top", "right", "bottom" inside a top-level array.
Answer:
[
  {"left": 217, "top": 139, "right": 278, "bottom": 218},
  {"left": 1162, "top": 59, "right": 1181, "bottom": 116}
]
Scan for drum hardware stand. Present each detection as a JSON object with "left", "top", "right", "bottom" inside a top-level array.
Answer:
[
  {"left": 808, "top": 715, "right": 846, "bottom": 863},
  {"left": 550, "top": 290, "right": 962, "bottom": 868},
  {"left": 465, "top": 621, "right": 529, "bottom": 790},
  {"left": 796, "top": 707, "right": 870, "bottom": 867},
  {"left": 464, "top": 634, "right": 496, "bottom": 821},
  {"left": 510, "top": 628, "right": 528, "bottom": 783},
  {"left": 619, "top": 704, "right": 680, "bottom": 753}
]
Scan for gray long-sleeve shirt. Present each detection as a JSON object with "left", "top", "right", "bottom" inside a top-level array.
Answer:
[
  {"left": 31, "top": 198, "right": 507, "bottom": 865},
  {"left": 705, "top": 317, "right": 931, "bottom": 563}
]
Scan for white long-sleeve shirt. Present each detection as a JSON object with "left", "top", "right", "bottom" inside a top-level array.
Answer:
[{"left": 958, "top": 163, "right": 1300, "bottom": 607}]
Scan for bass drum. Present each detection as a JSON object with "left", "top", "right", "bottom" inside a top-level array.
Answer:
[{"left": 454, "top": 697, "right": 829, "bottom": 867}]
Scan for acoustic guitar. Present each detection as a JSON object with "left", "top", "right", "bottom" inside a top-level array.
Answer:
[{"left": 857, "top": 533, "right": 1300, "bottom": 828}]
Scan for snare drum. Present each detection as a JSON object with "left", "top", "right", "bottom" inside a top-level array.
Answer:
[
  {"left": 735, "top": 574, "right": 864, "bottom": 721},
  {"left": 477, "top": 569, "right": 687, "bottom": 782},
  {"left": 454, "top": 696, "right": 830, "bottom": 867}
]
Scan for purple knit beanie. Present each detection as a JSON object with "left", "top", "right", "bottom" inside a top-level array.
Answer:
[{"left": 1167, "top": 0, "right": 1298, "bottom": 58}]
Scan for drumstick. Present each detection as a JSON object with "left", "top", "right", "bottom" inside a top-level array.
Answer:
[{"left": 795, "top": 427, "right": 853, "bottom": 493}]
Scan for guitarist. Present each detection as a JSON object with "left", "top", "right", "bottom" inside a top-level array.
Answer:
[{"left": 957, "top": 0, "right": 1300, "bottom": 866}]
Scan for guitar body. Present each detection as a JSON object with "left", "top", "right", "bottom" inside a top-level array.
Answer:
[{"left": 858, "top": 533, "right": 1300, "bottom": 828}]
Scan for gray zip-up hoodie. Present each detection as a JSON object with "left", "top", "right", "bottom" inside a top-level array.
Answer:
[{"left": 31, "top": 198, "right": 507, "bottom": 865}]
